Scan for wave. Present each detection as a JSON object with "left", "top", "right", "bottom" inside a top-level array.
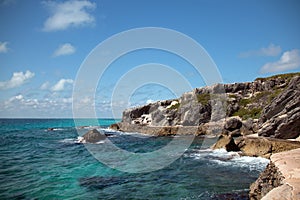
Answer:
[{"left": 188, "top": 148, "right": 269, "bottom": 171}]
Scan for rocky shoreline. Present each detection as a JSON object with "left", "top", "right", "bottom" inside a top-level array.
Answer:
[{"left": 109, "top": 72, "right": 300, "bottom": 199}]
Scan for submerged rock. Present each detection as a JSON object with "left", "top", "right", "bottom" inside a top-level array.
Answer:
[{"left": 82, "top": 129, "right": 106, "bottom": 143}]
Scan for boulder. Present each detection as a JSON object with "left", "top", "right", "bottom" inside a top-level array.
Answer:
[
  {"left": 109, "top": 123, "right": 120, "bottom": 130},
  {"left": 224, "top": 117, "right": 242, "bottom": 131},
  {"left": 83, "top": 129, "right": 106, "bottom": 143},
  {"left": 211, "top": 135, "right": 240, "bottom": 151}
]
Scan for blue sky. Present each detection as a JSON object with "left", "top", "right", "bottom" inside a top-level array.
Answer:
[{"left": 0, "top": 0, "right": 300, "bottom": 118}]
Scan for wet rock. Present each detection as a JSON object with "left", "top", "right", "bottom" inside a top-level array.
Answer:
[
  {"left": 211, "top": 135, "right": 240, "bottom": 152},
  {"left": 82, "top": 129, "right": 106, "bottom": 143},
  {"left": 109, "top": 123, "right": 120, "bottom": 130},
  {"left": 235, "top": 136, "right": 300, "bottom": 158}
]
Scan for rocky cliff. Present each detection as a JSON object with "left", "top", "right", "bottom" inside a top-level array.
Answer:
[{"left": 111, "top": 72, "right": 300, "bottom": 140}]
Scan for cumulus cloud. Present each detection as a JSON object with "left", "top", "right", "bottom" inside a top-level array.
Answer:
[
  {"left": 0, "top": 70, "right": 35, "bottom": 90},
  {"left": 53, "top": 43, "right": 76, "bottom": 57},
  {"left": 42, "top": 0, "right": 96, "bottom": 31},
  {"left": 51, "top": 79, "right": 73, "bottom": 91},
  {"left": 1, "top": 94, "right": 74, "bottom": 118},
  {"left": 239, "top": 43, "right": 282, "bottom": 58},
  {"left": 260, "top": 49, "right": 300, "bottom": 74},
  {"left": 0, "top": 41, "right": 9, "bottom": 53}
]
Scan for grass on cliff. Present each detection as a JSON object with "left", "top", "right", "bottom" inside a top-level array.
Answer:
[
  {"left": 233, "top": 107, "right": 262, "bottom": 120},
  {"left": 255, "top": 72, "right": 300, "bottom": 82},
  {"left": 197, "top": 93, "right": 210, "bottom": 105}
]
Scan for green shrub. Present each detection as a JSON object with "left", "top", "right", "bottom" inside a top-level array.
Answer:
[
  {"left": 197, "top": 93, "right": 210, "bottom": 105},
  {"left": 233, "top": 107, "right": 262, "bottom": 120},
  {"left": 228, "top": 94, "right": 237, "bottom": 99}
]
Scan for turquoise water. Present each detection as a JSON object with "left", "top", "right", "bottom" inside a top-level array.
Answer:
[{"left": 0, "top": 119, "right": 269, "bottom": 199}]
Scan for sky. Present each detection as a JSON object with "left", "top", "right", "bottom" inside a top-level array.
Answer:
[{"left": 0, "top": 0, "right": 300, "bottom": 118}]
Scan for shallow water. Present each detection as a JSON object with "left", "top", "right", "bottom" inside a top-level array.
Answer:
[{"left": 0, "top": 119, "right": 269, "bottom": 199}]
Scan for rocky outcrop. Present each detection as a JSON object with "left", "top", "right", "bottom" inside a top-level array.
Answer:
[
  {"left": 111, "top": 73, "right": 300, "bottom": 138},
  {"left": 235, "top": 136, "right": 300, "bottom": 158},
  {"left": 211, "top": 135, "right": 240, "bottom": 152},
  {"left": 249, "top": 162, "right": 284, "bottom": 200},
  {"left": 258, "top": 76, "right": 300, "bottom": 139},
  {"left": 211, "top": 135, "right": 300, "bottom": 158},
  {"left": 250, "top": 148, "right": 300, "bottom": 200},
  {"left": 82, "top": 129, "right": 106, "bottom": 143}
]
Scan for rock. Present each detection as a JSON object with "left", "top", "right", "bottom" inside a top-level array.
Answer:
[
  {"left": 250, "top": 148, "right": 300, "bottom": 200},
  {"left": 115, "top": 73, "right": 300, "bottom": 137},
  {"left": 109, "top": 123, "right": 120, "bottom": 130},
  {"left": 211, "top": 135, "right": 240, "bottom": 151},
  {"left": 240, "top": 118, "right": 255, "bottom": 135},
  {"left": 258, "top": 76, "right": 300, "bottom": 139},
  {"left": 249, "top": 162, "right": 284, "bottom": 200},
  {"left": 235, "top": 136, "right": 300, "bottom": 158},
  {"left": 224, "top": 117, "right": 242, "bottom": 131},
  {"left": 83, "top": 129, "right": 106, "bottom": 143}
]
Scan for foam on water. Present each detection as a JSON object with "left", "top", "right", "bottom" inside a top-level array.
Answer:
[{"left": 188, "top": 148, "right": 269, "bottom": 171}]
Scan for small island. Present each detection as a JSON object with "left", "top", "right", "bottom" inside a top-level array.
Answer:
[{"left": 110, "top": 72, "right": 300, "bottom": 199}]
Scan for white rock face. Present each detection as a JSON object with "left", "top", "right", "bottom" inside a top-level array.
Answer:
[{"left": 166, "top": 101, "right": 179, "bottom": 109}]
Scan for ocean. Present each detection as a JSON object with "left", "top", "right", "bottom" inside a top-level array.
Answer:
[{"left": 0, "top": 119, "right": 269, "bottom": 200}]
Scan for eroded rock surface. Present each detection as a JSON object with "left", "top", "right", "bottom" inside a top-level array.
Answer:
[
  {"left": 258, "top": 76, "right": 300, "bottom": 139},
  {"left": 111, "top": 73, "right": 300, "bottom": 138},
  {"left": 250, "top": 148, "right": 300, "bottom": 200}
]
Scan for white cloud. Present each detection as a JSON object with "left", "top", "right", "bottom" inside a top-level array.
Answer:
[
  {"left": 0, "top": 41, "right": 9, "bottom": 53},
  {"left": 51, "top": 79, "right": 73, "bottom": 91},
  {"left": 42, "top": 0, "right": 96, "bottom": 32},
  {"left": 53, "top": 43, "right": 76, "bottom": 57},
  {"left": 260, "top": 49, "right": 300, "bottom": 74},
  {"left": 1, "top": 94, "right": 74, "bottom": 118},
  {"left": 40, "top": 81, "right": 50, "bottom": 90},
  {"left": 0, "top": 70, "right": 35, "bottom": 90},
  {"left": 239, "top": 43, "right": 282, "bottom": 58}
]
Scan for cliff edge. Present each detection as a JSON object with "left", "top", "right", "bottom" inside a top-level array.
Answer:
[{"left": 250, "top": 148, "right": 300, "bottom": 200}]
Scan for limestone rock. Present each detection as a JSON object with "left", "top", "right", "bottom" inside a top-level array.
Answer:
[
  {"left": 224, "top": 117, "right": 242, "bottom": 131},
  {"left": 250, "top": 148, "right": 300, "bottom": 200},
  {"left": 235, "top": 136, "right": 300, "bottom": 158},
  {"left": 83, "top": 129, "right": 106, "bottom": 143},
  {"left": 115, "top": 73, "right": 300, "bottom": 137},
  {"left": 249, "top": 162, "right": 284, "bottom": 200},
  {"left": 211, "top": 135, "right": 240, "bottom": 152},
  {"left": 258, "top": 76, "right": 300, "bottom": 139}
]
